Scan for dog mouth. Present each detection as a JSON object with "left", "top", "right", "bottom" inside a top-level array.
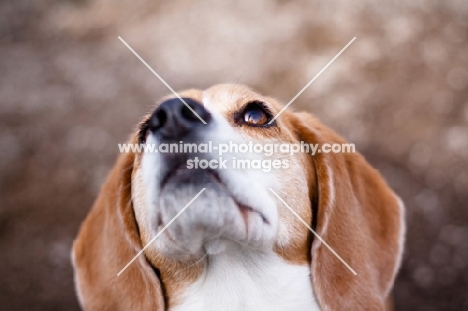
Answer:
[
  {"left": 160, "top": 164, "right": 221, "bottom": 188},
  {"left": 160, "top": 164, "right": 269, "bottom": 225}
]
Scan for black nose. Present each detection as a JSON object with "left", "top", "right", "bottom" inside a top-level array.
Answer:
[{"left": 149, "top": 98, "right": 210, "bottom": 138}]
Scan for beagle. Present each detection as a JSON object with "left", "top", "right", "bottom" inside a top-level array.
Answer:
[{"left": 72, "top": 84, "right": 405, "bottom": 310}]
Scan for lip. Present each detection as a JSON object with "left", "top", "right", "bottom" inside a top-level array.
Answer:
[{"left": 236, "top": 201, "right": 269, "bottom": 225}]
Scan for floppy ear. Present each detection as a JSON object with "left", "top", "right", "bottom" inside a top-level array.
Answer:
[
  {"left": 72, "top": 150, "right": 165, "bottom": 310},
  {"left": 292, "top": 112, "right": 405, "bottom": 310}
]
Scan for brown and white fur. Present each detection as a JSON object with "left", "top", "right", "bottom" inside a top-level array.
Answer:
[{"left": 72, "top": 84, "right": 405, "bottom": 311}]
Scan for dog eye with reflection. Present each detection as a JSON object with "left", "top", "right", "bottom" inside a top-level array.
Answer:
[{"left": 240, "top": 101, "right": 273, "bottom": 126}]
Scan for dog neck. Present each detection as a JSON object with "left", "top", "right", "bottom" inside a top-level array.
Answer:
[{"left": 164, "top": 242, "right": 320, "bottom": 311}]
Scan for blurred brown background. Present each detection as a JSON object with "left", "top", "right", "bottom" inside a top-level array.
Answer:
[{"left": 1, "top": 0, "right": 467, "bottom": 310}]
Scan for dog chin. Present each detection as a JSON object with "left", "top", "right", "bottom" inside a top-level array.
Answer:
[{"left": 149, "top": 168, "right": 275, "bottom": 259}]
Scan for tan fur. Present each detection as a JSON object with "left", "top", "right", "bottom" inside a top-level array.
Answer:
[
  {"left": 72, "top": 149, "right": 165, "bottom": 310},
  {"left": 290, "top": 112, "right": 405, "bottom": 310},
  {"left": 72, "top": 84, "right": 404, "bottom": 310}
]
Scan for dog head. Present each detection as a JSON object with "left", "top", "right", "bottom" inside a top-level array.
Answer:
[
  {"left": 73, "top": 84, "right": 405, "bottom": 310},
  {"left": 133, "top": 85, "right": 315, "bottom": 262}
]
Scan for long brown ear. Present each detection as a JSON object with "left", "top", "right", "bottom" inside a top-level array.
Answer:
[
  {"left": 72, "top": 151, "right": 165, "bottom": 310},
  {"left": 293, "top": 112, "right": 405, "bottom": 310}
]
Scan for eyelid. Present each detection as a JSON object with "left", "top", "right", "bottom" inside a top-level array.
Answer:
[{"left": 244, "top": 101, "right": 272, "bottom": 116}]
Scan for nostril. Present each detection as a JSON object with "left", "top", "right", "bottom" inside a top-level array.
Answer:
[
  {"left": 181, "top": 104, "right": 201, "bottom": 122},
  {"left": 148, "top": 97, "right": 210, "bottom": 138},
  {"left": 158, "top": 110, "right": 167, "bottom": 127},
  {"left": 150, "top": 109, "right": 167, "bottom": 130}
]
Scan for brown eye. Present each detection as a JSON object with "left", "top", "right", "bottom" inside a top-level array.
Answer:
[
  {"left": 236, "top": 101, "right": 274, "bottom": 127},
  {"left": 244, "top": 108, "right": 268, "bottom": 125}
]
